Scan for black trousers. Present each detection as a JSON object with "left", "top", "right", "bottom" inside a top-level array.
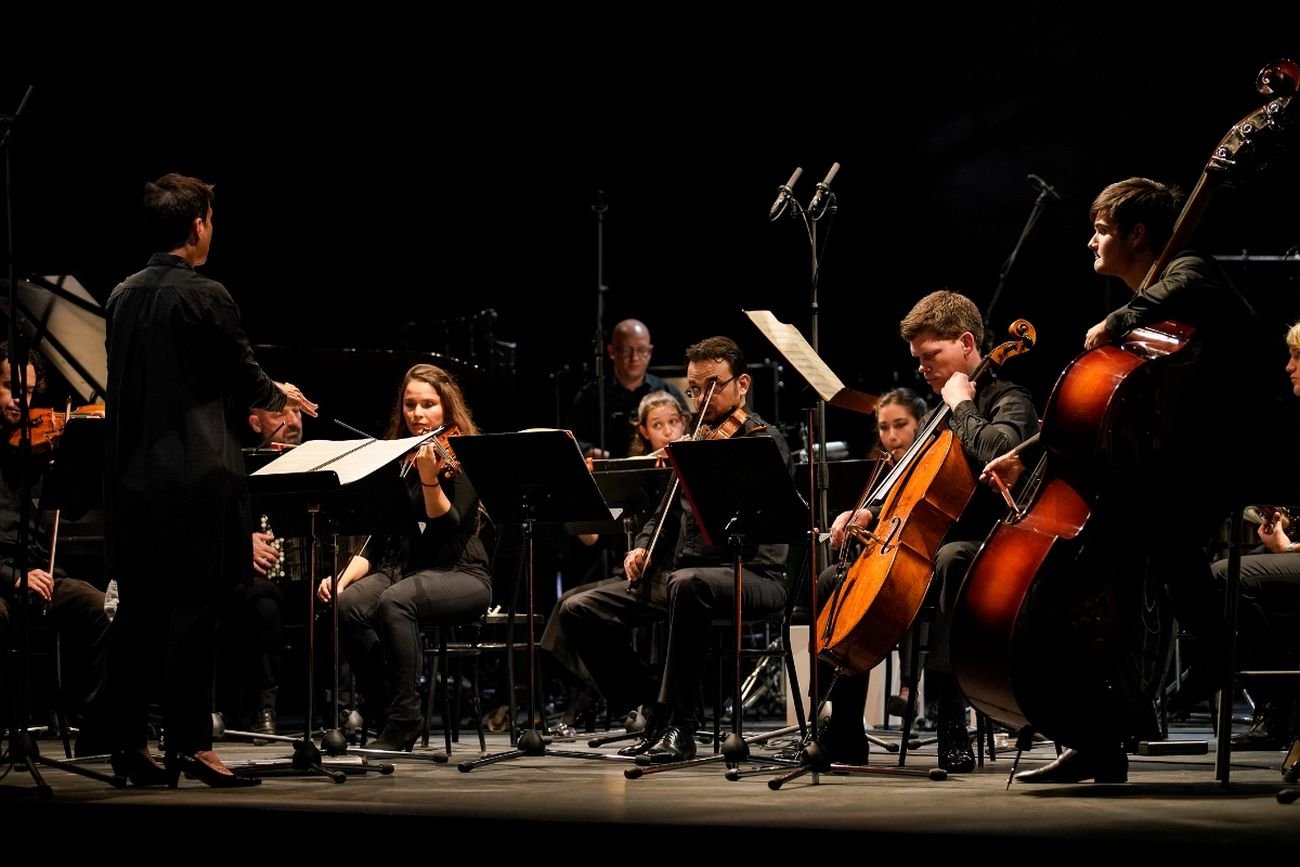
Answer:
[
  {"left": 559, "top": 564, "right": 786, "bottom": 724},
  {"left": 0, "top": 577, "right": 109, "bottom": 727},
  {"left": 337, "top": 568, "right": 491, "bottom": 726}
]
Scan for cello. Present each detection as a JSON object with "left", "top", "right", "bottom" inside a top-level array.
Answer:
[
  {"left": 950, "top": 59, "right": 1300, "bottom": 748},
  {"left": 816, "top": 319, "right": 1036, "bottom": 675}
]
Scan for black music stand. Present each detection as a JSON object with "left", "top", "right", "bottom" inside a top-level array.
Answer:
[
  {"left": 624, "top": 436, "right": 809, "bottom": 780},
  {"left": 567, "top": 461, "right": 671, "bottom": 549},
  {"left": 567, "top": 462, "right": 673, "bottom": 748},
  {"left": 241, "top": 438, "right": 426, "bottom": 780},
  {"left": 449, "top": 429, "right": 619, "bottom": 771}
]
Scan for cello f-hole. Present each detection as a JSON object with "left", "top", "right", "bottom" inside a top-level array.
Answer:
[{"left": 872, "top": 517, "right": 902, "bottom": 553}]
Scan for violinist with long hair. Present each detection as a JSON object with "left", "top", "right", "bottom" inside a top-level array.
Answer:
[
  {"left": 557, "top": 336, "right": 791, "bottom": 764},
  {"left": 819, "top": 292, "right": 1037, "bottom": 773},
  {"left": 316, "top": 364, "right": 491, "bottom": 751}
]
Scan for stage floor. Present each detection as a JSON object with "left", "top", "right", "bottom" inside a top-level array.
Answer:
[{"left": 3, "top": 715, "right": 1297, "bottom": 852}]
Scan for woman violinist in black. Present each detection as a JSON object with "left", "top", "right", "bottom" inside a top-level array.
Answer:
[{"left": 316, "top": 364, "right": 490, "bottom": 751}]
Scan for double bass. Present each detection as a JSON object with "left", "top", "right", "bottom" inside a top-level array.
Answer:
[
  {"left": 950, "top": 59, "right": 1300, "bottom": 748},
  {"left": 816, "top": 319, "right": 1035, "bottom": 675}
]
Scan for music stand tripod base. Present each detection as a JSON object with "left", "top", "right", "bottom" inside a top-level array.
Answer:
[{"left": 449, "top": 430, "right": 619, "bottom": 772}]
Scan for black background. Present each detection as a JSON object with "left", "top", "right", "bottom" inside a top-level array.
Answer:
[{"left": 5, "top": 19, "right": 1300, "bottom": 449}]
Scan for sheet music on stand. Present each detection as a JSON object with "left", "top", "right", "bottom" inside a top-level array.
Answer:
[
  {"left": 252, "top": 433, "right": 431, "bottom": 486},
  {"left": 243, "top": 434, "right": 429, "bottom": 777},
  {"left": 744, "top": 310, "right": 878, "bottom": 415}
]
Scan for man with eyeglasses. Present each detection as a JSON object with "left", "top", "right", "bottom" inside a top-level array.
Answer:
[
  {"left": 565, "top": 319, "right": 687, "bottom": 460},
  {"left": 557, "top": 336, "right": 791, "bottom": 763}
]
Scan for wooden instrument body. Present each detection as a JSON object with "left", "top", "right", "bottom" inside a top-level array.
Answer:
[
  {"left": 816, "top": 427, "right": 975, "bottom": 675},
  {"left": 951, "top": 322, "right": 1192, "bottom": 742}
]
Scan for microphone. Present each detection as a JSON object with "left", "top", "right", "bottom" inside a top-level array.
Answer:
[
  {"left": 768, "top": 166, "right": 803, "bottom": 219},
  {"left": 1028, "top": 173, "right": 1060, "bottom": 201},
  {"left": 806, "top": 162, "right": 841, "bottom": 214}
]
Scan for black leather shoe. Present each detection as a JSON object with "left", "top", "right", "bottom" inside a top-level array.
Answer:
[
  {"left": 252, "top": 707, "right": 277, "bottom": 738},
  {"left": 369, "top": 719, "right": 423, "bottom": 752},
  {"left": 617, "top": 719, "right": 666, "bottom": 757},
  {"left": 165, "top": 752, "right": 262, "bottom": 788},
  {"left": 616, "top": 707, "right": 662, "bottom": 757},
  {"left": 1231, "top": 702, "right": 1292, "bottom": 751},
  {"left": 1014, "top": 747, "right": 1127, "bottom": 784},
  {"left": 936, "top": 709, "right": 975, "bottom": 773},
  {"left": 814, "top": 715, "right": 870, "bottom": 766},
  {"left": 110, "top": 748, "right": 170, "bottom": 787},
  {"left": 74, "top": 727, "right": 112, "bottom": 759},
  {"left": 638, "top": 726, "right": 698, "bottom": 765}
]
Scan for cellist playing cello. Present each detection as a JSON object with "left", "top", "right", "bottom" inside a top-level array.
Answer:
[
  {"left": 819, "top": 291, "right": 1037, "bottom": 773},
  {"left": 976, "top": 178, "right": 1292, "bottom": 784}
]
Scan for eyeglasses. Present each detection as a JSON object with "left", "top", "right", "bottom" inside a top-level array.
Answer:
[
  {"left": 683, "top": 375, "right": 736, "bottom": 400},
  {"left": 613, "top": 345, "right": 653, "bottom": 359}
]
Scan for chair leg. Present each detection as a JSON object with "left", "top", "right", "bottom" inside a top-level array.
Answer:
[
  {"left": 440, "top": 632, "right": 454, "bottom": 757},
  {"left": 472, "top": 652, "right": 486, "bottom": 752}
]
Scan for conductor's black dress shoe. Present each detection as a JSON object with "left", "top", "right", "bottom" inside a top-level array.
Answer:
[
  {"left": 1014, "top": 747, "right": 1127, "bottom": 784},
  {"left": 637, "top": 726, "right": 698, "bottom": 765},
  {"left": 110, "top": 748, "right": 170, "bottom": 787}
]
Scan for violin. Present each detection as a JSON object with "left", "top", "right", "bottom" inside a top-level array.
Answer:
[
  {"left": 404, "top": 423, "right": 462, "bottom": 481},
  {"left": 7, "top": 403, "right": 105, "bottom": 453},
  {"left": 626, "top": 398, "right": 754, "bottom": 596},
  {"left": 695, "top": 406, "right": 753, "bottom": 441},
  {"left": 429, "top": 425, "right": 462, "bottom": 480}
]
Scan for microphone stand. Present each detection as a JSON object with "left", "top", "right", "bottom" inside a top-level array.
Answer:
[
  {"left": 1, "top": 84, "right": 120, "bottom": 793},
  {"left": 983, "top": 174, "right": 1058, "bottom": 351},
  {"left": 771, "top": 165, "right": 840, "bottom": 573},
  {"left": 591, "top": 190, "right": 608, "bottom": 458},
  {"left": 591, "top": 191, "right": 611, "bottom": 580}
]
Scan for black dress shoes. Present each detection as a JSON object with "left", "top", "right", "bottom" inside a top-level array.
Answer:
[
  {"left": 1014, "top": 747, "right": 1128, "bottom": 784},
  {"left": 637, "top": 726, "right": 698, "bottom": 765},
  {"left": 617, "top": 720, "right": 666, "bottom": 757},
  {"left": 936, "top": 711, "right": 975, "bottom": 773},
  {"left": 110, "top": 748, "right": 170, "bottom": 787},
  {"left": 369, "top": 719, "right": 423, "bottom": 752},
  {"left": 165, "top": 752, "right": 261, "bottom": 788},
  {"left": 1231, "top": 701, "right": 1294, "bottom": 751},
  {"left": 813, "top": 715, "right": 870, "bottom": 766},
  {"left": 252, "top": 707, "right": 277, "bottom": 737}
]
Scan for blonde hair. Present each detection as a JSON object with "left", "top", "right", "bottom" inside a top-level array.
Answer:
[{"left": 1287, "top": 320, "right": 1300, "bottom": 352}]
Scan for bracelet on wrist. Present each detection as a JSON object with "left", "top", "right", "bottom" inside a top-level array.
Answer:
[{"left": 420, "top": 478, "right": 441, "bottom": 488}]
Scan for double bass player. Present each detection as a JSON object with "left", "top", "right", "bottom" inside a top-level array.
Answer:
[{"left": 979, "top": 177, "right": 1289, "bottom": 784}]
